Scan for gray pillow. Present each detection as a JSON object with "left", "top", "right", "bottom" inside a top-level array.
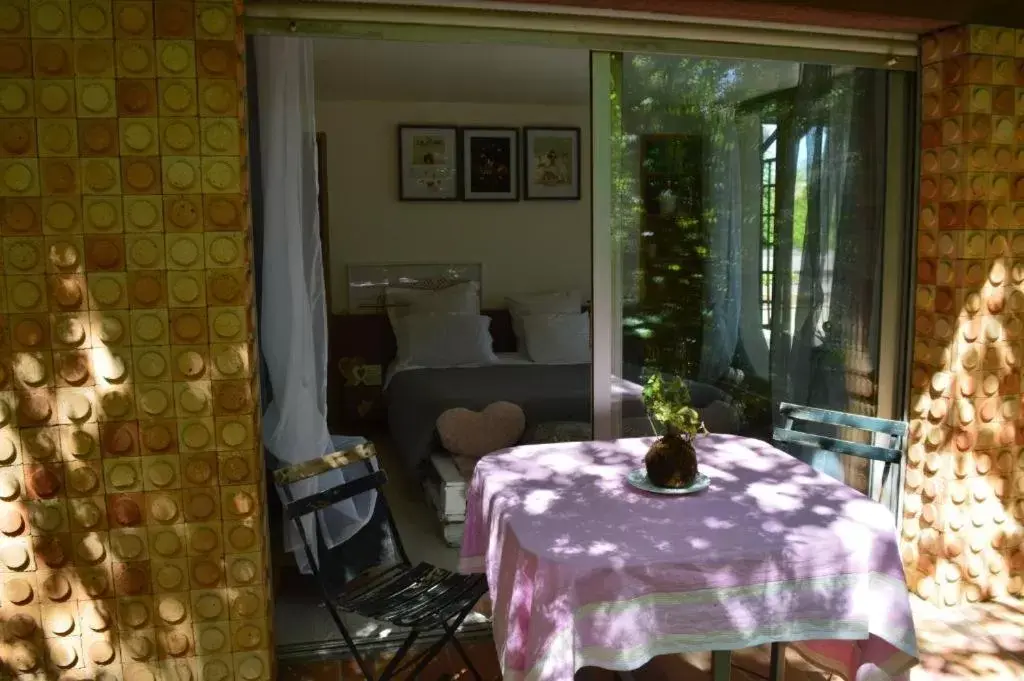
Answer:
[{"left": 394, "top": 313, "right": 497, "bottom": 368}]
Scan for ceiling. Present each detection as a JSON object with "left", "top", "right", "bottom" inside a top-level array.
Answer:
[{"left": 312, "top": 39, "right": 591, "bottom": 105}]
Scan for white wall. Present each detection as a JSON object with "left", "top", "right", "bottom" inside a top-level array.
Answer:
[{"left": 317, "top": 99, "right": 591, "bottom": 312}]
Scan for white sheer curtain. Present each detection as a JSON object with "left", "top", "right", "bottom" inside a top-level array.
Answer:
[
  {"left": 254, "top": 36, "right": 376, "bottom": 573},
  {"left": 698, "top": 118, "right": 744, "bottom": 383}
]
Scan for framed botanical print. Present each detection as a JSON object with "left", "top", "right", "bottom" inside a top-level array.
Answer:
[
  {"left": 460, "top": 127, "right": 519, "bottom": 201},
  {"left": 398, "top": 125, "right": 459, "bottom": 201},
  {"left": 523, "top": 127, "right": 581, "bottom": 200}
]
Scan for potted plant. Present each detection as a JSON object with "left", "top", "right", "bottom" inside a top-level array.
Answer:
[{"left": 642, "top": 372, "right": 706, "bottom": 488}]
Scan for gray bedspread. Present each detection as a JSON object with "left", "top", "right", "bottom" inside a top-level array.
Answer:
[{"left": 385, "top": 363, "right": 647, "bottom": 472}]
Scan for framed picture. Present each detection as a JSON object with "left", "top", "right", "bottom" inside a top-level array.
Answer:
[
  {"left": 460, "top": 128, "right": 519, "bottom": 201},
  {"left": 523, "top": 127, "right": 581, "bottom": 200},
  {"left": 398, "top": 125, "right": 459, "bottom": 201}
]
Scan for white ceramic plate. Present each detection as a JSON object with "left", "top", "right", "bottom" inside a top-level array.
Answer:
[{"left": 626, "top": 468, "right": 711, "bottom": 495}]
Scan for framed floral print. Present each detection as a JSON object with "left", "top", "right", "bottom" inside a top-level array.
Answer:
[
  {"left": 460, "top": 127, "right": 519, "bottom": 201},
  {"left": 398, "top": 125, "right": 459, "bottom": 201},
  {"left": 523, "top": 126, "right": 581, "bottom": 200}
]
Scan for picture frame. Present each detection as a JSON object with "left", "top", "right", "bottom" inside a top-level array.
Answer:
[
  {"left": 460, "top": 127, "right": 519, "bottom": 201},
  {"left": 523, "top": 126, "right": 581, "bottom": 200},
  {"left": 398, "top": 125, "right": 459, "bottom": 201}
]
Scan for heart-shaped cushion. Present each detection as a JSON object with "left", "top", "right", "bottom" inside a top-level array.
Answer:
[{"left": 436, "top": 401, "right": 526, "bottom": 458}]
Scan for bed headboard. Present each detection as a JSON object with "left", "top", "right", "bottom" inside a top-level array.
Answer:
[{"left": 345, "top": 262, "right": 482, "bottom": 313}]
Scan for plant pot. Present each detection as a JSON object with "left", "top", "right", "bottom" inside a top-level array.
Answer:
[{"left": 644, "top": 433, "right": 698, "bottom": 488}]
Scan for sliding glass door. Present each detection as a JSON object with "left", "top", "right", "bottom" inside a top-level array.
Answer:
[{"left": 592, "top": 51, "right": 912, "bottom": 498}]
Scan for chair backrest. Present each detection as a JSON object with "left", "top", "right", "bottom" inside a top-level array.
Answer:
[
  {"left": 773, "top": 402, "right": 908, "bottom": 506},
  {"left": 272, "top": 442, "right": 410, "bottom": 582}
]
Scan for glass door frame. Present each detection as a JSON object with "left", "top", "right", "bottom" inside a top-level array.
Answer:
[{"left": 589, "top": 52, "right": 916, "bottom": 520}]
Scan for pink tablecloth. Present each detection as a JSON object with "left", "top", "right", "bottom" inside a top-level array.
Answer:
[{"left": 459, "top": 435, "right": 918, "bottom": 681}]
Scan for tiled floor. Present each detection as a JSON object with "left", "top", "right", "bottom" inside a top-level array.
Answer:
[{"left": 277, "top": 597, "right": 1024, "bottom": 681}]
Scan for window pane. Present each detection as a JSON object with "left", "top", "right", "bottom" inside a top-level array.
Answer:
[{"left": 609, "top": 55, "right": 898, "bottom": 493}]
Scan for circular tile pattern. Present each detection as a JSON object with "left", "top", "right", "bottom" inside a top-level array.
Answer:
[
  {"left": 0, "top": 5, "right": 25, "bottom": 33},
  {"left": 163, "top": 121, "right": 195, "bottom": 152},
  {"left": 169, "top": 237, "right": 200, "bottom": 265},
  {"left": 83, "top": 159, "right": 116, "bottom": 192},
  {"left": 182, "top": 423, "right": 211, "bottom": 451},
  {"left": 139, "top": 387, "right": 169, "bottom": 416},
  {"left": 44, "top": 201, "right": 76, "bottom": 231},
  {"left": 129, "top": 236, "right": 160, "bottom": 267},
  {"left": 166, "top": 160, "right": 196, "bottom": 190},
  {"left": 123, "top": 122, "right": 153, "bottom": 152},
  {"left": 128, "top": 199, "right": 159, "bottom": 229},
  {"left": 134, "top": 313, "right": 164, "bottom": 342},
  {"left": 0, "top": 82, "right": 29, "bottom": 114},
  {"left": 155, "top": 563, "right": 184, "bottom": 592},
  {"left": 160, "top": 44, "right": 191, "bottom": 74},
  {"left": 119, "top": 44, "right": 151, "bottom": 74},
  {"left": 204, "top": 161, "right": 234, "bottom": 190},
  {"left": 3, "top": 162, "right": 33, "bottom": 193},
  {"left": 212, "top": 310, "right": 241, "bottom": 339},
  {"left": 77, "top": 43, "right": 111, "bottom": 75},
  {"left": 150, "top": 494, "right": 178, "bottom": 522},
  {"left": 143, "top": 423, "right": 173, "bottom": 453},
  {"left": 86, "top": 199, "right": 117, "bottom": 230},
  {"left": 204, "top": 121, "right": 233, "bottom": 152},
  {"left": 81, "top": 83, "right": 112, "bottom": 113},
  {"left": 171, "top": 275, "right": 200, "bottom": 304},
  {"left": 71, "top": 500, "right": 102, "bottom": 528},
  {"left": 1, "top": 121, "right": 32, "bottom": 154},
  {"left": 162, "top": 82, "right": 193, "bottom": 112},
  {"left": 202, "top": 82, "right": 233, "bottom": 113},
  {"left": 11, "top": 279, "right": 42, "bottom": 310},
  {"left": 91, "top": 276, "right": 123, "bottom": 306}
]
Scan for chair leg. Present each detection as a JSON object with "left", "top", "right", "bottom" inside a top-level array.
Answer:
[
  {"left": 769, "top": 642, "right": 786, "bottom": 681},
  {"left": 377, "top": 630, "right": 419, "bottom": 681},
  {"left": 320, "top": 599, "right": 376, "bottom": 680},
  {"left": 712, "top": 650, "right": 732, "bottom": 681},
  {"left": 447, "top": 625, "right": 483, "bottom": 681}
]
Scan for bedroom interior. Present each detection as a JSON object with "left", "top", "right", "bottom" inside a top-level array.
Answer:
[{"left": 253, "top": 35, "right": 909, "bottom": 655}]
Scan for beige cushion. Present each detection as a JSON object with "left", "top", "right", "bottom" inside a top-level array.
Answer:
[{"left": 436, "top": 401, "right": 526, "bottom": 458}]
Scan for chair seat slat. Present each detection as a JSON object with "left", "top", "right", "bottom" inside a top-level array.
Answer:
[
  {"left": 357, "top": 568, "right": 453, "bottom": 619},
  {"left": 340, "top": 563, "right": 438, "bottom": 611},
  {"left": 380, "top": 571, "right": 473, "bottom": 624},
  {"left": 773, "top": 427, "right": 901, "bottom": 464},
  {"left": 778, "top": 402, "right": 907, "bottom": 437},
  {"left": 396, "top": 575, "right": 488, "bottom": 628},
  {"left": 273, "top": 443, "right": 378, "bottom": 486}
]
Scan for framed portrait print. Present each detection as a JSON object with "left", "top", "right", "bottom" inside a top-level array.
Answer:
[
  {"left": 523, "top": 127, "right": 581, "bottom": 200},
  {"left": 398, "top": 125, "right": 459, "bottom": 201},
  {"left": 460, "top": 127, "right": 519, "bottom": 201}
]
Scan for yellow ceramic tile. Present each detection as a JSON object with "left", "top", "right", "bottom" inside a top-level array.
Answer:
[
  {"left": 158, "top": 78, "right": 198, "bottom": 117},
  {"left": 233, "top": 651, "right": 270, "bottom": 681},
  {"left": 225, "top": 557, "right": 257, "bottom": 591},
  {"left": 89, "top": 310, "right": 130, "bottom": 346},
  {"left": 118, "top": 117, "right": 158, "bottom": 156},
  {"left": 115, "top": 39, "right": 156, "bottom": 78},
  {"left": 175, "top": 381, "right": 212, "bottom": 419},
  {"left": 132, "top": 345, "right": 171, "bottom": 382},
  {"left": 206, "top": 307, "right": 246, "bottom": 344},
  {"left": 156, "top": 40, "right": 196, "bottom": 79},
  {"left": 166, "top": 233, "right": 202, "bottom": 270},
  {"left": 82, "top": 196, "right": 121, "bottom": 233},
  {"left": 51, "top": 312, "right": 91, "bottom": 349},
  {"left": 208, "top": 343, "right": 247, "bottom": 381},
  {"left": 27, "top": 498, "right": 70, "bottom": 534},
  {"left": 159, "top": 117, "right": 199, "bottom": 156},
  {"left": 162, "top": 156, "right": 201, "bottom": 194},
  {"left": 195, "top": 4, "right": 234, "bottom": 41},
  {"left": 149, "top": 524, "right": 186, "bottom": 561},
  {"left": 41, "top": 197, "right": 81, "bottom": 234},
  {"left": 45, "top": 234, "right": 85, "bottom": 273},
  {"left": 0, "top": 1, "right": 30, "bottom": 38},
  {"left": 34, "top": 79, "right": 74, "bottom": 118},
  {"left": 110, "top": 526, "right": 148, "bottom": 562},
  {"left": 142, "top": 454, "right": 180, "bottom": 492},
  {"left": 86, "top": 272, "right": 128, "bottom": 309},
  {"left": 65, "top": 459, "right": 104, "bottom": 497},
  {"left": 74, "top": 39, "right": 115, "bottom": 78},
  {"left": 177, "top": 418, "right": 213, "bottom": 454},
  {"left": 72, "top": 0, "right": 112, "bottom": 39},
  {"left": 5, "top": 237, "right": 45, "bottom": 276},
  {"left": 197, "top": 78, "right": 234, "bottom": 118},
  {"left": 123, "top": 195, "right": 162, "bottom": 232},
  {"left": 80, "top": 157, "right": 120, "bottom": 195},
  {"left": 0, "top": 118, "right": 35, "bottom": 157},
  {"left": 200, "top": 157, "right": 238, "bottom": 195},
  {"left": 67, "top": 495, "right": 106, "bottom": 531},
  {"left": 223, "top": 518, "right": 260, "bottom": 555},
  {"left": 168, "top": 271, "right": 206, "bottom": 308},
  {"left": 202, "top": 233, "right": 244, "bottom": 270},
  {"left": 75, "top": 78, "right": 116, "bottom": 118},
  {"left": 130, "top": 309, "right": 169, "bottom": 346},
  {"left": 0, "top": 158, "right": 40, "bottom": 196},
  {"left": 97, "top": 386, "right": 135, "bottom": 422},
  {"left": 30, "top": 0, "right": 72, "bottom": 38},
  {"left": 36, "top": 118, "right": 78, "bottom": 157},
  {"left": 214, "top": 418, "right": 251, "bottom": 453},
  {"left": 7, "top": 275, "right": 48, "bottom": 313},
  {"left": 113, "top": 1, "right": 152, "bottom": 39},
  {"left": 126, "top": 233, "right": 165, "bottom": 270},
  {"left": 198, "top": 118, "right": 237, "bottom": 157},
  {"left": 136, "top": 382, "right": 174, "bottom": 419},
  {"left": 32, "top": 39, "right": 74, "bottom": 79},
  {"left": 171, "top": 345, "right": 209, "bottom": 382},
  {"left": 0, "top": 79, "right": 35, "bottom": 117}
]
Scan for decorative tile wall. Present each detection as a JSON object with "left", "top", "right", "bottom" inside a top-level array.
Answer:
[
  {"left": 909, "top": 25, "right": 1024, "bottom": 607},
  {"left": 0, "top": 0, "right": 265, "bottom": 678}
]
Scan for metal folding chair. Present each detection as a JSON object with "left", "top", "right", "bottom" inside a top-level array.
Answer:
[
  {"left": 273, "top": 441, "right": 488, "bottom": 681},
  {"left": 766, "top": 401, "right": 908, "bottom": 681}
]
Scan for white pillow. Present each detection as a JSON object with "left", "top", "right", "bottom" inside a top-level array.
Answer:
[
  {"left": 393, "top": 313, "right": 497, "bottom": 368},
  {"left": 386, "top": 281, "right": 479, "bottom": 329},
  {"left": 520, "top": 312, "right": 590, "bottom": 365},
  {"left": 506, "top": 291, "right": 581, "bottom": 347}
]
